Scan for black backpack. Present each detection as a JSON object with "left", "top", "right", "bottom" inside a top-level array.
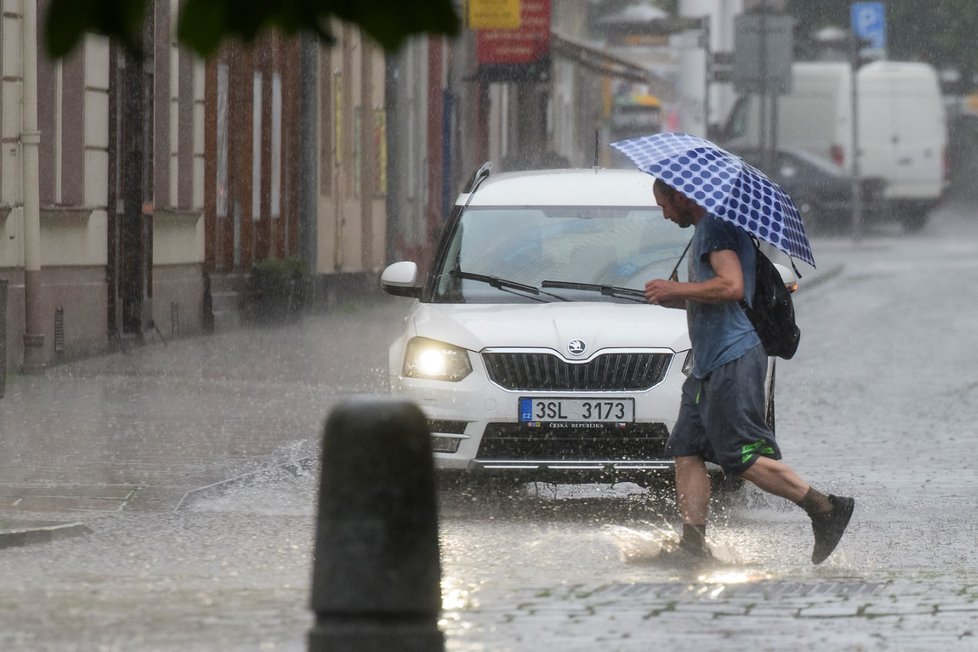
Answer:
[{"left": 740, "top": 240, "right": 801, "bottom": 360}]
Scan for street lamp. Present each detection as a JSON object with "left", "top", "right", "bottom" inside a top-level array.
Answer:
[{"left": 814, "top": 26, "right": 868, "bottom": 243}]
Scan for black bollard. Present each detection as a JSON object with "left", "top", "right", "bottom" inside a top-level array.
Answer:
[{"left": 308, "top": 397, "right": 443, "bottom": 652}]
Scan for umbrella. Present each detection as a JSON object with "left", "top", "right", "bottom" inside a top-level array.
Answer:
[{"left": 611, "top": 132, "right": 815, "bottom": 267}]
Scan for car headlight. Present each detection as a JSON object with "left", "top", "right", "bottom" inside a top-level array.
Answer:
[
  {"left": 403, "top": 337, "right": 472, "bottom": 381},
  {"left": 681, "top": 350, "right": 694, "bottom": 377}
]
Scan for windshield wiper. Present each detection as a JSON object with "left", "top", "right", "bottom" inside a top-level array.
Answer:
[
  {"left": 449, "top": 270, "right": 569, "bottom": 302},
  {"left": 540, "top": 279, "right": 647, "bottom": 303}
]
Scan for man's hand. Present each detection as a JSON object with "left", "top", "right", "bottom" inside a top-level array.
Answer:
[
  {"left": 645, "top": 250, "right": 744, "bottom": 309},
  {"left": 645, "top": 279, "right": 685, "bottom": 308}
]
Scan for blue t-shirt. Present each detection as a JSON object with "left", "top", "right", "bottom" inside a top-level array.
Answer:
[{"left": 686, "top": 214, "right": 760, "bottom": 378}]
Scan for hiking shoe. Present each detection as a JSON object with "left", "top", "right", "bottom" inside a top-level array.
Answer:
[
  {"left": 679, "top": 537, "right": 714, "bottom": 559},
  {"left": 810, "top": 495, "right": 854, "bottom": 564},
  {"left": 658, "top": 541, "right": 716, "bottom": 569}
]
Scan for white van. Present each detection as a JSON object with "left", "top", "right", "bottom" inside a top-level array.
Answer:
[
  {"left": 720, "top": 61, "right": 947, "bottom": 230},
  {"left": 858, "top": 61, "right": 947, "bottom": 227}
]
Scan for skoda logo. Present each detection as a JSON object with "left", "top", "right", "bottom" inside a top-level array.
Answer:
[{"left": 567, "top": 339, "right": 587, "bottom": 356}]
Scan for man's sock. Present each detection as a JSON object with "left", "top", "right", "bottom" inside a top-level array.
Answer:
[
  {"left": 681, "top": 523, "right": 707, "bottom": 550},
  {"left": 799, "top": 487, "right": 833, "bottom": 517}
]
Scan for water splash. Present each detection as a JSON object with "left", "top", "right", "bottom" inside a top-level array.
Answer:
[
  {"left": 603, "top": 523, "right": 677, "bottom": 564},
  {"left": 603, "top": 523, "right": 746, "bottom": 568}
]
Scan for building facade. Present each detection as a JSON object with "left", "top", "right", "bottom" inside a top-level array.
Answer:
[
  {"left": 0, "top": 0, "right": 206, "bottom": 369},
  {"left": 203, "top": 26, "right": 388, "bottom": 327},
  {"left": 1, "top": 0, "right": 690, "bottom": 371}
]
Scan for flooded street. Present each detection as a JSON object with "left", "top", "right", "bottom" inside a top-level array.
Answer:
[{"left": 2, "top": 204, "right": 978, "bottom": 650}]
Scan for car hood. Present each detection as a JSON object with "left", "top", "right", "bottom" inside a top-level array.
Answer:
[{"left": 410, "top": 302, "right": 690, "bottom": 355}]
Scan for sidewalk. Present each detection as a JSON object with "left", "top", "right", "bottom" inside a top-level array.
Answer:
[{"left": 0, "top": 295, "right": 408, "bottom": 548}]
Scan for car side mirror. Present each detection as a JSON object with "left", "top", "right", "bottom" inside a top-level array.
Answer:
[
  {"left": 774, "top": 263, "right": 798, "bottom": 294},
  {"left": 381, "top": 261, "right": 421, "bottom": 298}
]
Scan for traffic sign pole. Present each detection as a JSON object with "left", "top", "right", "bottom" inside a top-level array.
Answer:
[{"left": 848, "top": 1, "right": 886, "bottom": 244}]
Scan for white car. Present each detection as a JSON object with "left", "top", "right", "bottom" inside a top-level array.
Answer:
[{"left": 382, "top": 164, "right": 774, "bottom": 486}]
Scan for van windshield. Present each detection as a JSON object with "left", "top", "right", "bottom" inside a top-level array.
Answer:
[{"left": 431, "top": 205, "right": 689, "bottom": 303}]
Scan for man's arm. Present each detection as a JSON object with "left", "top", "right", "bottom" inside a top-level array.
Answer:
[{"left": 644, "top": 249, "right": 744, "bottom": 307}]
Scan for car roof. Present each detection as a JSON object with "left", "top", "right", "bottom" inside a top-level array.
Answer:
[
  {"left": 733, "top": 147, "right": 846, "bottom": 177},
  {"left": 735, "top": 146, "right": 837, "bottom": 166},
  {"left": 460, "top": 168, "right": 657, "bottom": 207}
]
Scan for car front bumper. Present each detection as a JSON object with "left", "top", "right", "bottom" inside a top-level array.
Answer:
[{"left": 391, "top": 352, "right": 686, "bottom": 483}]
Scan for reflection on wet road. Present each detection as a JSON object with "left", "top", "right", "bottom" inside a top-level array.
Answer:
[{"left": 2, "top": 205, "right": 978, "bottom": 649}]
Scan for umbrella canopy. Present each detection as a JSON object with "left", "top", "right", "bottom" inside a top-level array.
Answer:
[{"left": 611, "top": 132, "right": 815, "bottom": 267}]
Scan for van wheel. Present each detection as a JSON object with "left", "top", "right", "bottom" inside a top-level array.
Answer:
[
  {"left": 796, "top": 199, "right": 819, "bottom": 230},
  {"left": 710, "top": 472, "right": 744, "bottom": 494},
  {"left": 902, "top": 212, "right": 928, "bottom": 232}
]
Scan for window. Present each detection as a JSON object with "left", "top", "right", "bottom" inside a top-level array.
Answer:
[
  {"left": 215, "top": 64, "right": 229, "bottom": 218},
  {"left": 435, "top": 206, "right": 684, "bottom": 303},
  {"left": 252, "top": 72, "right": 263, "bottom": 220},
  {"left": 271, "top": 73, "right": 282, "bottom": 218}
]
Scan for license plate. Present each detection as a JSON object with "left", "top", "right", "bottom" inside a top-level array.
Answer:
[{"left": 519, "top": 397, "right": 634, "bottom": 423}]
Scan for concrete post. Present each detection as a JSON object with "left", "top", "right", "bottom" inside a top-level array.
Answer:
[{"left": 309, "top": 397, "right": 443, "bottom": 652}]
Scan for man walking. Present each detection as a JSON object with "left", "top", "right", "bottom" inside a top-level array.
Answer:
[{"left": 644, "top": 178, "right": 853, "bottom": 565}]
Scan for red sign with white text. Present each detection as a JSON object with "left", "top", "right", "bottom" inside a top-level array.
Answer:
[{"left": 476, "top": 0, "right": 551, "bottom": 65}]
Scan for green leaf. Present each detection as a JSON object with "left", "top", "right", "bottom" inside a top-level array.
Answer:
[
  {"left": 329, "top": 0, "right": 461, "bottom": 51},
  {"left": 45, "top": 0, "right": 149, "bottom": 58},
  {"left": 176, "top": 0, "right": 231, "bottom": 56},
  {"left": 178, "top": 0, "right": 461, "bottom": 57},
  {"left": 47, "top": 0, "right": 460, "bottom": 59}
]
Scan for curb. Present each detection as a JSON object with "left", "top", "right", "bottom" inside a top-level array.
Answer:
[
  {"left": 174, "top": 457, "right": 316, "bottom": 512},
  {"left": 0, "top": 520, "right": 93, "bottom": 549},
  {"left": 801, "top": 263, "right": 844, "bottom": 292}
]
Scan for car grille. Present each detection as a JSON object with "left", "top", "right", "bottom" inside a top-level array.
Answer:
[
  {"left": 476, "top": 422, "right": 670, "bottom": 461},
  {"left": 482, "top": 351, "right": 672, "bottom": 391}
]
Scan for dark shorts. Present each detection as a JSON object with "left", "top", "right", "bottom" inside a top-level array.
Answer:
[{"left": 665, "top": 343, "right": 782, "bottom": 476}]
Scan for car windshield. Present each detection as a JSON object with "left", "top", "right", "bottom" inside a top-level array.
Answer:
[{"left": 431, "top": 205, "right": 689, "bottom": 303}]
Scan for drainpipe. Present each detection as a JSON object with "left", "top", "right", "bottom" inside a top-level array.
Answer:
[
  {"left": 298, "top": 36, "right": 318, "bottom": 282},
  {"left": 21, "top": 0, "right": 45, "bottom": 374}
]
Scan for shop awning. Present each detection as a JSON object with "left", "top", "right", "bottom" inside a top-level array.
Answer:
[{"left": 551, "top": 31, "right": 675, "bottom": 101}]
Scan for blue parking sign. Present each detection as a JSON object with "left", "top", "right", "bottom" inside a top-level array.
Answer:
[{"left": 851, "top": 2, "right": 886, "bottom": 50}]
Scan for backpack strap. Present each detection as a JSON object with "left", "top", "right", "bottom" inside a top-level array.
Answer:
[{"left": 668, "top": 238, "right": 693, "bottom": 282}]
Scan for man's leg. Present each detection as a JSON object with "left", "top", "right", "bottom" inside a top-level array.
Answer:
[
  {"left": 740, "top": 456, "right": 854, "bottom": 564},
  {"left": 675, "top": 455, "right": 711, "bottom": 554},
  {"left": 738, "top": 456, "right": 809, "bottom": 503}
]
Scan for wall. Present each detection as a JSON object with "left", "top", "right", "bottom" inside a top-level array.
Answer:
[
  {"left": 0, "top": 1, "right": 208, "bottom": 368},
  {"left": 315, "top": 26, "right": 388, "bottom": 285},
  {"left": 150, "top": 5, "right": 207, "bottom": 337}
]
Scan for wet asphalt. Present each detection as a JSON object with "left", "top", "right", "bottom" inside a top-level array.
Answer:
[{"left": 1, "top": 203, "right": 977, "bottom": 650}]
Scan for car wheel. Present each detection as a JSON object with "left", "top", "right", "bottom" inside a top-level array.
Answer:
[
  {"left": 710, "top": 472, "right": 744, "bottom": 494},
  {"left": 796, "top": 199, "right": 836, "bottom": 234},
  {"left": 796, "top": 198, "right": 816, "bottom": 224}
]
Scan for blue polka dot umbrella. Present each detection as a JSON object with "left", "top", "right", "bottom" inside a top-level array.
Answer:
[{"left": 611, "top": 132, "right": 815, "bottom": 267}]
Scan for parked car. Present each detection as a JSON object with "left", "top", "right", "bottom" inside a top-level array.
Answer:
[
  {"left": 381, "top": 164, "right": 778, "bottom": 487},
  {"left": 733, "top": 147, "right": 888, "bottom": 233}
]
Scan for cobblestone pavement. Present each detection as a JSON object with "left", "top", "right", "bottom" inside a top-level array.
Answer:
[
  {"left": 0, "top": 205, "right": 977, "bottom": 650},
  {"left": 434, "top": 480, "right": 978, "bottom": 652},
  {"left": 442, "top": 574, "right": 978, "bottom": 651}
]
